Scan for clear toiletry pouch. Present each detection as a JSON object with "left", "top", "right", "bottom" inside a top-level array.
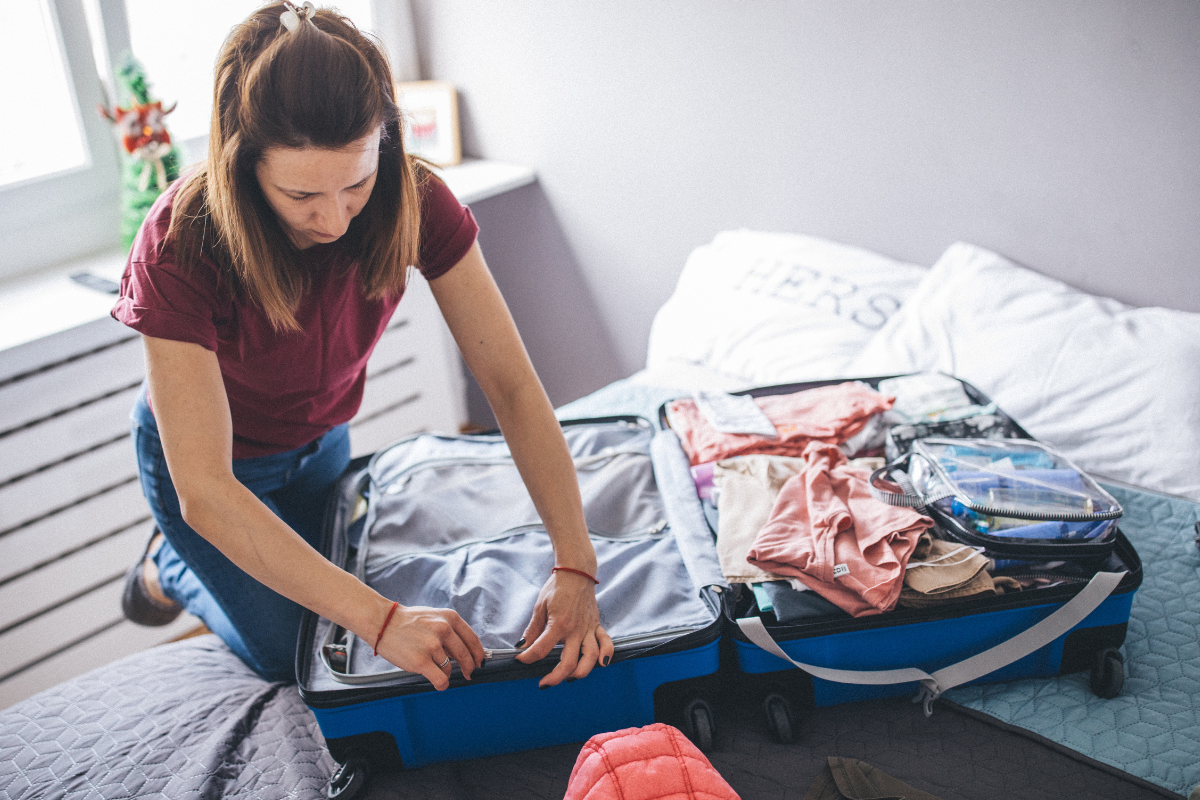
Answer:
[{"left": 870, "top": 437, "right": 1123, "bottom": 561}]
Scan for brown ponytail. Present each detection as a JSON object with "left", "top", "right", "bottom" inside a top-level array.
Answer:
[{"left": 168, "top": 3, "right": 423, "bottom": 332}]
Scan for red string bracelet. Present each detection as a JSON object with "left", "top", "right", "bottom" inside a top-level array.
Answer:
[
  {"left": 552, "top": 566, "right": 599, "bottom": 585},
  {"left": 374, "top": 600, "right": 400, "bottom": 656}
]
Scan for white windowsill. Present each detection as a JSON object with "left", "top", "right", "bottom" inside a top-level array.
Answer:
[
  {"left": 0, "top": 159, "right": 536, "bottom": 354},
  {"left": 433, "top": 159, "right": 536, "bottom": 205}
]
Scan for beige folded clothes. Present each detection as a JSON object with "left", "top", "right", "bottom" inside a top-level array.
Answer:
[
  {"left": 898, "top": 532, "right": 1018, "bottom": 608},
  {"left": 713, "top": 455, "right": 807, "bottom": 583},
  {"left": 903, "top": 533, "right": 990, "bottom": 595}
]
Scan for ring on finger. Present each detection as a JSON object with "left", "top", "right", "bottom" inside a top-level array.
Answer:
[{"left": 439, "top": 656, "right": 451, "bottom": 668}]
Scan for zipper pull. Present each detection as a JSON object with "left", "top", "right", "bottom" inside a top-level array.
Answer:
[{"left": 323, "top": 643, "right": 349, "bottom": 672}]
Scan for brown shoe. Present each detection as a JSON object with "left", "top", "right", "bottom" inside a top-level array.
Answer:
[{"left": 121, "top": 528, "right": 183, "bottom": 626}]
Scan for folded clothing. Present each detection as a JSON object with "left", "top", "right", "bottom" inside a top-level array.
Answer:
[
  {"left": 898, "top": 532, "right": 1016, "bottom": 609},
  {"left": 876, "top": 371, "right": 974, "bottom": 423},
  {"left": 667, "top": 382, "right": 895, "bottom": 466},
  {"left": 760, "top": 580, "right": 849, "bottom": 623},
  {"left": 761, "top": 533, "right": 1021, "bottom": 617},
  {"left": 713, "top": 455, "right": 808, "bottom": 584},
  {"left": 748, "top": 441, "right": 933, "bottom": 617},
  {"left": 902, "top": 533, "right": 991, "bottom": 595},
  {"left": 563, "top": 723, "right": 739, "bottom": 800}
]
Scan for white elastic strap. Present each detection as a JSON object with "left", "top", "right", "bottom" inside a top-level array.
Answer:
[
  {"left": 906, "top": 545, "right": 985, "bottom": 570},
  {"left": 737, "top": 570, "right": 1125, "bottom": 716}
]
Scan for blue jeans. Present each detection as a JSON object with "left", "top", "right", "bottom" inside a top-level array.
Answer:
[{"left": 131, "top": 388, "right": 350, "bottom": 681}]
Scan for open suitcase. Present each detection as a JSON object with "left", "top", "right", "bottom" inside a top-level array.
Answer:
[
  {"left": 660, "top": 375, "right": 1142, "bottom": 744},
  {"left": 297, "top": 415, "right": 730, "bottom": 797}
]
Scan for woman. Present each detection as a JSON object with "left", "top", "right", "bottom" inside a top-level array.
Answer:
[{"left": 113, "top": 1, "right": 612, "bottom": 689}]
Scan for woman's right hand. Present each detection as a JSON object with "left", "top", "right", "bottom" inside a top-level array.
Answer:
[{"left": 373, "top": 601, "right": 486, "bottom": 690}]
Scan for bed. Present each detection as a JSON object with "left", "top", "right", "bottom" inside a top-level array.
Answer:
[{"left": 3, "top": 231, "right": 1199, "bottom": 800}]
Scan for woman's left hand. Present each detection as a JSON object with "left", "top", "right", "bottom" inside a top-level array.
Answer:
[
  {"left": 430, "top": 246, "right": 613, "bottom": 687},
  {"left": 515, "top": 569, "right": 614, "bottom": 687}
]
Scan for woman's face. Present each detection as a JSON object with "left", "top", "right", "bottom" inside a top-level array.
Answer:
[{"left": 255, "top": 128, "right": 381, "bottom": 249}]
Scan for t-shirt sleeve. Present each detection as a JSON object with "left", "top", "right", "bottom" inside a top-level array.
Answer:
[
  {"left": 417, "top": 173, "right": 480, "bottom": 281},
  {"left": 110, "top": 187, "right": 224, "bottom": 352}
]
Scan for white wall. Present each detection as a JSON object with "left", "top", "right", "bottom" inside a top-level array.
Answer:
[{"left": 411, "top": 0, "right": 1200, "bottom": 394}]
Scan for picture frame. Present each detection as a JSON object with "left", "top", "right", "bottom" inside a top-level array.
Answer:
[{"left": 395, "top": 80, "right": 462, "bottom": 167}]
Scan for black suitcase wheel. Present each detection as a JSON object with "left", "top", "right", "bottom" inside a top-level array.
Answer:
[
  {"left": 1089, "top": 647, "right": 1124, "bottom": 699},
  {"left": 327, "top": 756, "right": 369, "bottom": 799},
  {"left": 762, "top": 693, "right": 796, "bottom": 744},
  {"left": 681, "top": 698, "right": 715, "bottom": 752}
]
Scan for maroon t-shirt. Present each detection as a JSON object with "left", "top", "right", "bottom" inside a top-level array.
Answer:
[{"left": 112, "top": 175, "right": 478, "bottom": 459}]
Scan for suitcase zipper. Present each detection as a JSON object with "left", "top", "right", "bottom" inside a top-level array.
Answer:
[
  {"left": 360, "top": 520, "right": 671, "bottom": 571},
  {"left": 320, "top": 625, "right": 704, "bottom": 685},
  {"left": 377, "top": 448, "right": 652, "bottom": 494},
  {"left": 990, "top": 571, "right": 1089, "bottom": 587},
  {"left": 368, "top": 419, "right": 652, "bottom": 483}
]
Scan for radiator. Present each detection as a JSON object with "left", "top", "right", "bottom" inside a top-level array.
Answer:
[{"left": 0, "top": 276, "right": 465, "bottom": 708}]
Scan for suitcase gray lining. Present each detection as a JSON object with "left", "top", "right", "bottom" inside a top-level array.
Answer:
[{"left": 308, "top": 420, "right": 726, "bottom": 689}]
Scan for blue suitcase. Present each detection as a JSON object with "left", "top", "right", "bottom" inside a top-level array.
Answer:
[
  {"left": 297, "top": 415, "right": 729, "bottom": 795},
  {"left": 660, "top": 376, "right": 1142, "bottom": 744}
]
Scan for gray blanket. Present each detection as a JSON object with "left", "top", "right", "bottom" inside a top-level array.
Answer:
[{"left": 1, "top": 636, "right": 330, "bottom": 799}]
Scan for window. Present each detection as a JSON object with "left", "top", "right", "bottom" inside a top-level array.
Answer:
[
  {"left": 0, "top": 0, "right": 400, "bottom": 283},
  {"left": 123, "top": 0, "right": 373, "bottom": 150},
  {"left": 0, "top": 0, "right": 120, "bottom": 281},
  {"left": 0, "top": 2, "right": 90, "bottom": 187}
]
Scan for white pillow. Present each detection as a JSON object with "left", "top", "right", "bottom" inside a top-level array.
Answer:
[
  {"left": 850, "top": 242, "right": 1200, "bottom": 501},
  {"left": 646, "top": 230, "right": 927, "bottom": 384}
]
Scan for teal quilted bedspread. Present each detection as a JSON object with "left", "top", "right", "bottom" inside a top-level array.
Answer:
[
  {"left": 558, "top": 378, "right": 1200, "bottom": 797},
  {"left": 946, "top": 483, "right": 1200, "bottom": 797}
]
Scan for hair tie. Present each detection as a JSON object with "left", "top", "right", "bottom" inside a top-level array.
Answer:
[{"left": 280, "top": 1, "right": 315, "bottom": 33}]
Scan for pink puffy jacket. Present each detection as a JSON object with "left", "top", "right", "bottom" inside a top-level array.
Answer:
[{"left": 563, "top": 723, "right": 740, "bottom": 800}]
